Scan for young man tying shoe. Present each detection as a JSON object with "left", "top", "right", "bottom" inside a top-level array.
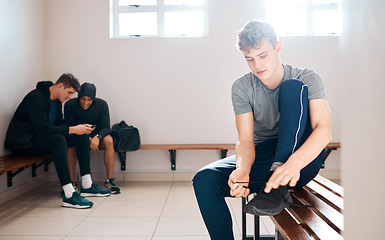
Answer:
[
  {"left": 4, "top": 73, "right": 109, "bottom": 209},
  {"left": 193, "top": 20, "right": 331, "bottom": 240},
  {"left": 64, "top": 83, "right": 120, "bottom": 194}
]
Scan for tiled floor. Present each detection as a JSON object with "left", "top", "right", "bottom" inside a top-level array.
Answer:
[{"left": 0, "top": 181, "right": 275, "bottom": 240}]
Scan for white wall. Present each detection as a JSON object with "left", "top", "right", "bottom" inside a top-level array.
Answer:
[
  {"left": 2, "top": 0, "right": 385, "bottom": 237},
  {"left": 341, "top": 0, "right": 385, "bottom": 239},
  {"left": 0, "top": 0, "right": 46, "bottom": 191},
  {"left": 43, "top": 0, "right": 342, "bottom": 176},
  {"left": 0, "top": 0, "right": 342, "bottom": 191}
]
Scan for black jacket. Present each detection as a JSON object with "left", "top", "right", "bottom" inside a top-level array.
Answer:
[
  {"left": 64, "top": 98, "right": 111, "bottom": 140},
  {"left": 4, "top": 81, "right": 69, "bottom": 151}
]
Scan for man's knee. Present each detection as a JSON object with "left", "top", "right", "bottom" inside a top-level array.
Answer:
[
  {"left": 102, "top": 135, "right": 114, "bottom": 148},
  {"left": 280, "top": 79, "right": 308, "bottom": 97},
  {"left": 279, "top": 79, "right": 309, "bottom": 110},
  {"left": 192, "top": 168, "right": 213, "bottom": 196},
  {"left": 193, "top": 167, "right": 222, "bottom": 190}
]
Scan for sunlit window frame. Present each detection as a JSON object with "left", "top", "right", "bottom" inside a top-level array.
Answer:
[
  {"left": 109, "top": 0, "right": 209, "bottom": 38},
  {"left": 265, "top": 0, "right": 342, "bottom": 36}
]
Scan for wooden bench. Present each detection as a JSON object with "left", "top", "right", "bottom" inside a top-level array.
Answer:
[
  {"left": 117, "top": 142, "right": 340, "bottom": 171},
  {"left": 242, "top": 174, "right": 343, "bottom": 240},
  {"left": 0, "top": 154, "right": 53, "bottom": 187},
  {"left": 117, "top": 143, "right": 236, "bottom": 171}
]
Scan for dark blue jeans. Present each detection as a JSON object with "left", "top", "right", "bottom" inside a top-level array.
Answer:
[{"left": 192, "top": 80, "right": 325, "bottom": 240}]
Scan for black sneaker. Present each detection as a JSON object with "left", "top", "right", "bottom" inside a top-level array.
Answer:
[
  {"left": 80, "top": 183, "right": 111, "bottom": 197},
  {"left": 62, "top": 191, "right": 93, "bottom": 209},
  {"left": 243, "top": 185, "right": 293, "bottom": 216},
  {"left": 105, "top": 178, "right": 121, "bottom": 194}
]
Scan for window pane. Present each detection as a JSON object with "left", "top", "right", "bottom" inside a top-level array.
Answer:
[
  {"left": 313, "top": 0, "right": 341, "bottom": 4},
  {"left": 119, "top": 13, "right": 157, "bottom": 36},
  {"left": 164, "top": 11, "right": 204, "bottom": 36},
  {"left": 119, "top": 0, "right": 156, "bottom": 6},
  {"left": 266, "top": 0, "right": 307, "bottom": 35},
  {"left": 313, "top": 10, "right": 342, "bottom": 35},
  {"left": 164, "top": 0, "right": 204, "bottom": 6}
]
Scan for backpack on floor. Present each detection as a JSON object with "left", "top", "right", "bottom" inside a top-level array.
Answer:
[{"left": 110, "top": 120, "right": 141, "bottom": 152}]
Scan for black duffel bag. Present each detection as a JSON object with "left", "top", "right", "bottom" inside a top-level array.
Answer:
[{"left": 110, "top": 120, "right": 141, "bottom": 152}]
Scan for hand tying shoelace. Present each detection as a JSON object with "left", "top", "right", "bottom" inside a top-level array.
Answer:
[{"left": 238, "top": 181, "right": 315, "bottom": 216}]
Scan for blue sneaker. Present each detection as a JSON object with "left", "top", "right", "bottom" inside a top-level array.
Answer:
[
  {"left": 80, "top": 183, "right": 111, "bottom": 197},
  {"left": 62, "top": 191, "right": 93, "bottom": 209}
]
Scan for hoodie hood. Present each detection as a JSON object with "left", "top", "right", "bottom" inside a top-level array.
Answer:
[
  {"left": 78, "top": 83, "right": 96, "bottom": 100},
  {"left": 36, "top": 81, "right": 54, "bottom": 97}
]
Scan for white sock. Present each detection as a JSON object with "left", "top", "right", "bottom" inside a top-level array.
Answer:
[
  {"left": 270, "top": 162, "right": 283, "bottom": 171},
  {"left": 63, "top": 183, "right": 75, "bottom": 198},
  {"left": 81, "top": 174, "right": 93, "bottom": 189}
]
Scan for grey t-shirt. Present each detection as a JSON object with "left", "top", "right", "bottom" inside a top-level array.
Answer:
[{"left": 231, "top": 64, "right": 326, "bottom": 144}]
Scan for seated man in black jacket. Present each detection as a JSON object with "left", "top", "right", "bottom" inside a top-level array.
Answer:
[
  {"left": 4, "top": 73, "right": 110, "bottom": 209},
  {"left": 64, "top": 83, "right": 120, "bottom": 194}
]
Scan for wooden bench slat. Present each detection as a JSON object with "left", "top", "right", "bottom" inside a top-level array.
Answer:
[
  {"left": 291, "top": 188, "right": 344, "bottom": 233},
  {"left": 325, "top": 142, "right": 341, "bottom": 149},
  {"left": 287, "top": 196, "right": 343, "bottom": 240},
  {"left": 270, "top": 208, "right": 312, "bottom": 240},
  {"left": 139, "top": 143, "right": 236, "bottom": 150},
  {"left": 138, "top": 142, "right": 338, "bottom": 150},
  {"left": 313, "top": 174, "right": 344, "bottom": 197},
  {"left": 0, "top": 155, "right": 51, "bottom": 175},
  {"left": 305, "top": 181, "right": 344, "bottom": 211}
]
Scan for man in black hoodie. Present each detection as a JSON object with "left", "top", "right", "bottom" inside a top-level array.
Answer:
[
  {"left": 4, "top": 73, "right": 110, "bottom": 209},
  {"left": 65, "top": 83, "right": 120, "bottom": 194}
]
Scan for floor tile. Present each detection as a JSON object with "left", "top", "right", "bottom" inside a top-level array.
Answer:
[
  {"left": 89, "top": 200, "right": 165, "bottom": 217},
  {"left": 154, "top": 216, "right": 209, "bottom": 236},
  {"left": 161, "top": 200, "right": 201, "bottom": 217},
  {"left": 0, "top": 237, "right": 63, "bottom": 240},
  {"left": 69, "top": 216, "right": 158, "bottom": 236},
  {"left": 167, "top": 186, "right": 196, "bottom": 201},
  {"left": 64, "top": 236, "right": 152, "bottom": 240},
  {"left": 107, "top": 187, "right": 170, "bottom": 202},
  {"left": 171, "top": 181, "right": 193, "bottom": 188},
  {"left": 120, "top": 181, "right": 173, "bottom": 188},
  {"left": 152, "top": 236, "right": 210, "bottom": 240},
  {"left": 0, "top": 216, "right": 84, "bottom": 236}
]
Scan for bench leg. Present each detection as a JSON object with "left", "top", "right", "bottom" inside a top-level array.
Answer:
[
  {"left": 5, "top": 157, "right": 53, "bottom": 188},
  {"left": 7, "top": 171, "right": 13, "bottom": 187},
  {"left": 242, "top": 197, "right": 275, "bottom": 240},
  {"left": 275, "top": 229, "right": 284, "bottom": 240},
  {"left": 117, "top": 151, "right": 127, "bottom": 171},
  {"left": 242, "top": 197, "right": 258, "bottom": 240},
  {"left": 221, "top": 149, "right": 228, "bottom": 159},
  {"left": 7, "top": 167, "right": 26, "bottom": 187},
  {"left": 321, "top": 147, "right": 337, "bottom": 168},
  {"left": 169, "top": 150, "right": 176, "bottom": 170},
  {"left": 254, "top": 215, "right": 260, "bottom": 240},
  {"left": 44, "top": 158, "right": 53, "bottom": 172},
  {"left": 32, "top": 163, "right": 37, "bottom": 177},
  {"left": 45, "top": 159, "right": 49, "bottom": 171}
]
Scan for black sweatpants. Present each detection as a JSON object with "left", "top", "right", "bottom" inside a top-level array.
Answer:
[{"left": 25, "top": 134, "right": 91, "bottom": 186}]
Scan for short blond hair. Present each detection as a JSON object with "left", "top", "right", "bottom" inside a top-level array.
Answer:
[{"left": 237, "top": 20, "right": 278, "bottom": 51}]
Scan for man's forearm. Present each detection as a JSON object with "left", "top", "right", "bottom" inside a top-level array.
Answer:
[
  {"left": 235, "top": 140, "right": 255, "bottom": 174},
  {"left": 287, "top": 125, "right": 331, "bottom": 169}
]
